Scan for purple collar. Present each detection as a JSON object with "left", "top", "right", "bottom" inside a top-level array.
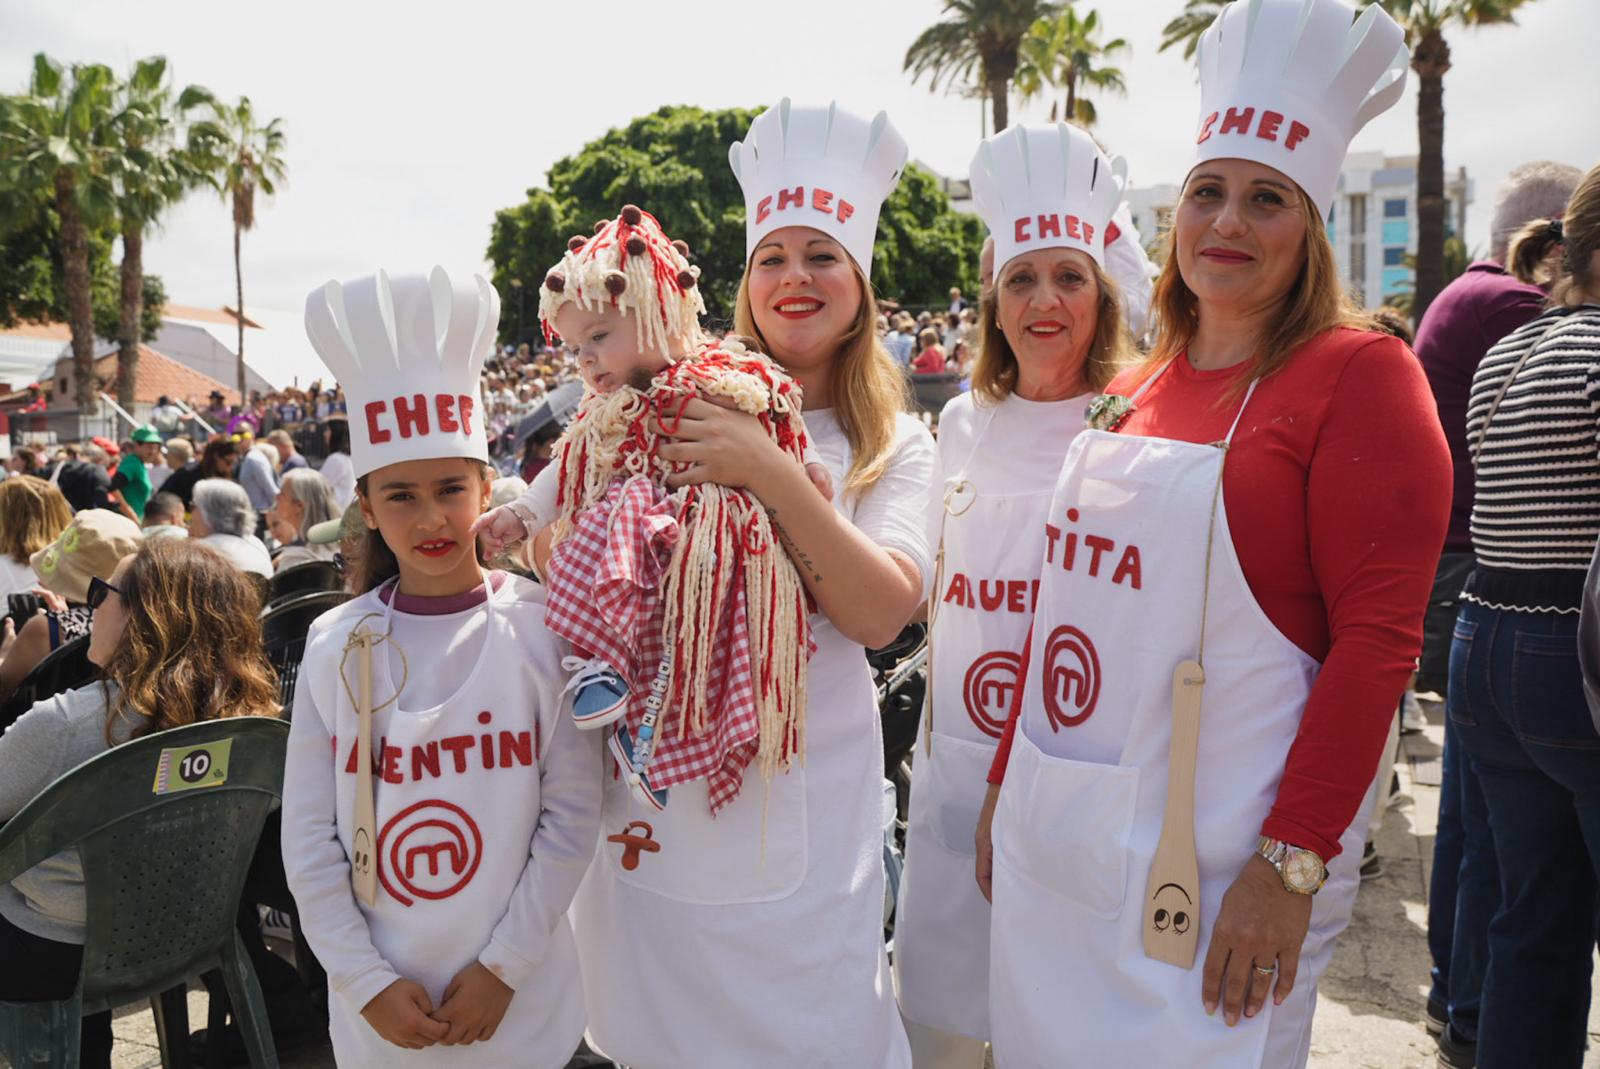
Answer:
[{"left": 378, "top": 571, "right": 507, "bottom": 615}]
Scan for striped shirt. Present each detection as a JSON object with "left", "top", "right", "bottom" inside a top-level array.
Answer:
[{"left": 1466, "top": 304, "right": 1600, "bottom": 605}]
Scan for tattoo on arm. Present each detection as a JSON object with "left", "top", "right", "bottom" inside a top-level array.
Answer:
[{"left": 767, "top": 507, "right": 822, "bottom": 583}]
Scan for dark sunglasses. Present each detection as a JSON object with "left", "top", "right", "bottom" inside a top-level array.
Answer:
[{"left": 86, "top": 576, "right": 122, "bottom": 610}]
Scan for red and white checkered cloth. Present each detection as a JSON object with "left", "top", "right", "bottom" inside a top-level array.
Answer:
[{"left": 545, "top": 475, "right": 810, "bottom": 813}]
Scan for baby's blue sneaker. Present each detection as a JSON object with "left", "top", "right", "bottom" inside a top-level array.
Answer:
[{"left": 563, "top": 655, "right": 630, "bottom": 730}]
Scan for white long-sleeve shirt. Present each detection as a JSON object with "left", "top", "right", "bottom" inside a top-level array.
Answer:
[{"left": 281, "top": 572, "right": 601, "bottom": 1067}]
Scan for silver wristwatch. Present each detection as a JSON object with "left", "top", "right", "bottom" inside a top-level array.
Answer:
[{"left": 1255, "top": 836, "right": 1328, "bottom": 895}]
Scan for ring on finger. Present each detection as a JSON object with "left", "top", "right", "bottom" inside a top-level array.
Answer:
[{"left": 1251, "top": 961, "right": 1277, "bottom": 977}]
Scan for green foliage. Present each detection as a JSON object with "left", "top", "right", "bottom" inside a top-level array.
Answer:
[
  {"left": 903, "top": 0, "right": 1066, "bottom": 132},
  {"left": 1015, "top": 8, "right": 1130, "bottom": 127},
  {"left": 485, "top": 105, "right": 986, "bottom": 344},
  {"left": 1158, "top": 0, "right": 1226, "bottom": 59},
  {"left": 0, "top": 207, "right": 166, "bottom": 342}
]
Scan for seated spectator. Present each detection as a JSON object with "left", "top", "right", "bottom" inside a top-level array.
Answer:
[
  {"left": 158, "top": 437, "right": 193, "bottom": 494},
  {"left": 188, "top": 479, "right": 273, "bottom": 579},
  {"left": 237, "top": 442, "right": 280, "bottom": 523},
  {"left": 5, "top": 447, "right": 44, "bottom": 479},
  {"left": 54, "top": 444, "right": 114, "bottom": 513},
  {"left": 911, "top": 328, "right": 947, "bottom": 374},
  {"left": 141, "top": 493, "right": 188, "bottom": 541},
  {"left": 0, "top": 477, "right": 72, "bottom": 599},
  {"left": 0, "top": 511, "right": 143, "bottom": 705},
  {"left": 161, "top": 437, "right": 235, "bottom": 511},
  {"left": 317, "top": 417, "right": 355, "bottom": 512},
  {"left": 266, "top": 469, "right": 339, "bottom": 572},
  {"left": 0, "top": 537, "right": 280, "bottom": 1069}
]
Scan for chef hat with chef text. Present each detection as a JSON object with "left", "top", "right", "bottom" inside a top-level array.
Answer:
[
  {"left": 1192, "top": 0, "right": 1408, "bottom": 219},
  {"left": 970, "top": 123, "right": 1127, "bottom": 275},
  {"left": 729, "top": 99, "right": 908, "bottom": 274},
  {"left": 305, "top": 266, "right": 500, "bottom": 479}
]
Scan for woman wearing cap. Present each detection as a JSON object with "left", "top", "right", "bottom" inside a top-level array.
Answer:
[
  {"left": 896, "top": 122, "right": 1130, "bottom": 1069},
  {"left": 975, "top": 2, "right": 1450, "bottom": 1066},
  {"left": 572, "top": 99, "right": 932, "bottom": 1069},
  {"left": 281, "top": 267, "right": 601, "bottom": 1067}
]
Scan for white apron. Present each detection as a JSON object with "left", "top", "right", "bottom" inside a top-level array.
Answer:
[
  {"left": 328, "top": 581, "right": 585, "bottom": 1068},
  {"left": 988, "top": 375, "right": 1370, "bottom": 1069},
  {"left": 573, "top": 409, "right": 914, "bottom": 1069},
  {"left": 896, "top": 393, "right": 1086, "bottom": 1040}
]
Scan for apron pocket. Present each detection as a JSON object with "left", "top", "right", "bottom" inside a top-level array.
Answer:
[
  {"left": 918, "top": 731, "right": 999, "bottom": 856},
  {"left": 994, "top": 736, "right": 1139, "bottom": 920},
  {"left": 600, "top": 758, "right": 808, "bottom": 905}
]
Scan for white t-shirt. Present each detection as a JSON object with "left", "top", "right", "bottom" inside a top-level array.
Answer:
[
  {"left": 0, "top": 555, "right": 38, "bottom": 600},
  {"left": 319, "top": 452, "right": 357, "bottom": 513}
]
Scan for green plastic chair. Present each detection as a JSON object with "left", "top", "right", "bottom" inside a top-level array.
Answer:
[{"left": 0, "top": 717, "right": 289, "bottom": 1068}]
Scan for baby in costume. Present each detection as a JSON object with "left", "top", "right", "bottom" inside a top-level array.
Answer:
[{"left": 475, "top": 205, "right": 826, "bottom": 815}]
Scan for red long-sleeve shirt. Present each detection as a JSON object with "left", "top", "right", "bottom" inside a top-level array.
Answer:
[{"left": 987, "top": 328, "right": 1451, "bottom": 860}]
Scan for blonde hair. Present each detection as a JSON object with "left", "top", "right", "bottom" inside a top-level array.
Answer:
[
  {"left": 1147, "top": 185, "right": 1371, "bottom": 390},
  {"left": 0, "top": 476, "right": 72, "bottom": 565},
  {"left": 971, "top": 258, "right": 1131, "bottom": 404},
  {"left": 734, "top": 263, "right": 909, "bottom": 496},
  {"left": 1525, "top": 162, "right": 1600, "bottom": 308}
]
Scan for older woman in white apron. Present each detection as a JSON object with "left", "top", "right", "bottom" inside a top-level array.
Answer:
[
  {"left": 893, "top": 123, "right": 1131, "bottom": 1069},
  {"left": 571, "top": 100, "right": 933, "bottom": 1069},
  {"left": 976, "top": 2, "right": 1452, "bottom": 1066}
]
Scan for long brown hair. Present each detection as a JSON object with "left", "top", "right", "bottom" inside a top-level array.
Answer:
[
  {"left": 0, "top": 476, "right": 72, "bottom": 564},
  {"left": 1147, "top": 185, "right": 1371, "bottom": 389},
  {"left": 734, "top": 263, "right": 910, "bottom": 496},
  {"left": 102, "top": 538, "right": 279, "bottom": 743},
  {"left": 971, "top": 258, "right": 1130, "bottom": 404}
]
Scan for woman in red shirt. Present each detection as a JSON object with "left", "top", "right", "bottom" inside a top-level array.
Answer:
[
  {"left": 974, "top": 2, "right": 1448, "bottom": 1066},
  {"left": 910, "top": 328, "right": 946, "bottom": 374}
]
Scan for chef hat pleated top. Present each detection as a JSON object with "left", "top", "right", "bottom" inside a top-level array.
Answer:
[
  {"left": 969, "top": 123, "right": 1128, "bottom": 275},
  {"left": 305, "top": 266, "right": 501, "bottom": 479},
  {"left": 729, "top": 99, "right": 908, "bottom": 274},
  {"left": 1192, "top": 0, "right": 1409, "bottom": 219}
]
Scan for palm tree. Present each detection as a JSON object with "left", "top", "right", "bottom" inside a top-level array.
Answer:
[
  {"left": 1376, "top": 0, "right": 1536, "bottom": 319},
  {"left": 190, "top": 95, "right": 286, "bottom": 397},
  {"left": 1016, "top": 8, "right": 1130, "bottom": 127},
  {"left": 904, "top": 0, "right": 1066, "bottom": 134},
  {"left": 109, "top": 57, "right": 207, "bottom": 406},
  {"left": 0, "top": 55, "right": 120, "bottom": 416},
  {"left": 1158, "top": 0, "right": 1225, "bottom": 60}
]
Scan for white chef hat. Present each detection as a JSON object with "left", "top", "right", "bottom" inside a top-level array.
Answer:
[
  {"left": 969, "top": 123, "right": 1127, "bottom": 275},
  {"left": 304, "top": 266, "right": 500, "bottom": 479},
  {"left": 729, "top": 99, "right": 908, "bottom": 273},
  {"left": 1191, "top": 0, "right": 1408, "bottom": 219}
]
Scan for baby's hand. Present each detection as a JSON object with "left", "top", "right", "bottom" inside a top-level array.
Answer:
[
  {"left": 431, "top": 961, "right": 515, "bottom": 1045},
  {"left": 470, "top": 505, "right": 529, "bottom": 558},
  {"left": 804, "top": 462, "right": 834, "bottom": 503},
  {"left": 361, "top": 978, "right": 449, "bottom": 1050}
]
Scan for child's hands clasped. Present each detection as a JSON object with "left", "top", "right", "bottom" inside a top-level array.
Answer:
[
  {"left": 360, "top": 978, "right": 449, "bottom": 1050},
  {"left": 471, "top": 505, "right": 529, "bottom": 558},
  {"left": 431, "top": 961, "right": 515, "bottom": 1045}
]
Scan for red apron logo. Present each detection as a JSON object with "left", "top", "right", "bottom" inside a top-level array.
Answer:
[
  {"left": 964, "top": 650, "right": 1022, "bottom": 739},
  {"left": 377, "top": 799, "right": 484, "bottom": 907},
  {"left": 1042, "top": 625, "right": 1100, "bottom": 731}
]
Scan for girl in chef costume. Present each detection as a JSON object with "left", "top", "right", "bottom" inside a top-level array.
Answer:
[
  {"left": 474, "top": 204, "right": 831, "bottom": 816},
  {"left": 280, "top": 266, "right": 602, "bottom": 1067}
]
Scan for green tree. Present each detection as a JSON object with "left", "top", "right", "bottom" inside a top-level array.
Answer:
[
  {"left": 1016, "top": 8, "right": 1130, "bottom": 127},
  {"left": 1383, "top": 234, "right": 1477, "bottom": 318},
  {"left": 189, "top": 94, "right": 286, "bottom": 397},
  {"left": 0, "top": 55, "right": 121, "bottom": 414},
  {"left": 1375, "top": 0, "right": 1537, "bottom": 320},
  {"left": 486, "top": 105, "right": 985, "bottom": 343},
  {"left": 904, "top": 0, "right": 1066, "bottom": 134},
  {"left": 0, "top": 208, "right": 166, "bottom": 344},
  {"left": 109, "top": 57, "right": 209, "bottom": 405},
  {"left": 1159, "top": 0, "right": 1539, "bottom": 321}
]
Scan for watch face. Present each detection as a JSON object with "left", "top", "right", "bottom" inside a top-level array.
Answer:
[{"left": 1283, "top": 849, "right": 1323, "bottom": 891}]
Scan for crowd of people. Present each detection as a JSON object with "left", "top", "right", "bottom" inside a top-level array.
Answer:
[{"left": 0, "top": 1, "right": 1597, "bottom": 1067}]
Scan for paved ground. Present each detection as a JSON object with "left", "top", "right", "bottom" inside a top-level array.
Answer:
[{"left": 85, "top": 697, "right": 1600, "bottom": 1068}]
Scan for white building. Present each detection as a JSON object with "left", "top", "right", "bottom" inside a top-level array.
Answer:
[{"left": 1328, "top": 151, "right": 1473, "bottom": 309}]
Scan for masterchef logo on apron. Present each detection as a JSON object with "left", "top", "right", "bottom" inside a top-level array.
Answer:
[{"left": 964, "top": 649, "right": 1023, "bottom": 739}]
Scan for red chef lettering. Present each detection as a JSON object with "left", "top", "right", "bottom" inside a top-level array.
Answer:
[
  {"left": 1285, "top": 120, "right": 1311, "bottom": 151},
  {"left": 1220, "top": 107, "right": 1255, "bottom": 136},
  {"left": 1257, "top": 110, "right": 1284, "bottom": 142},
  {"left": 1197, "top": 111, "right": 1220, "bottom": 144},
  {"left": 756, "top": 195, "right": 774, "bottom": 225},
  {"left": 394, "top": 393, "right": 429, "bottom": 439},
  {"left": 435, "top": 393, "right": 460, "bottom": 433},
  {"left": 365, "top": 400, "right": 391, "bottom": 445},
  {"left": 777, "top": 186, "right": 804, "bottom": 212},
  {"left": 812, "top": 187, "right": 834, "bottom": 212},
  {"left": 1036, "top": 214, "right": 1062, "bottom": 240}
]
